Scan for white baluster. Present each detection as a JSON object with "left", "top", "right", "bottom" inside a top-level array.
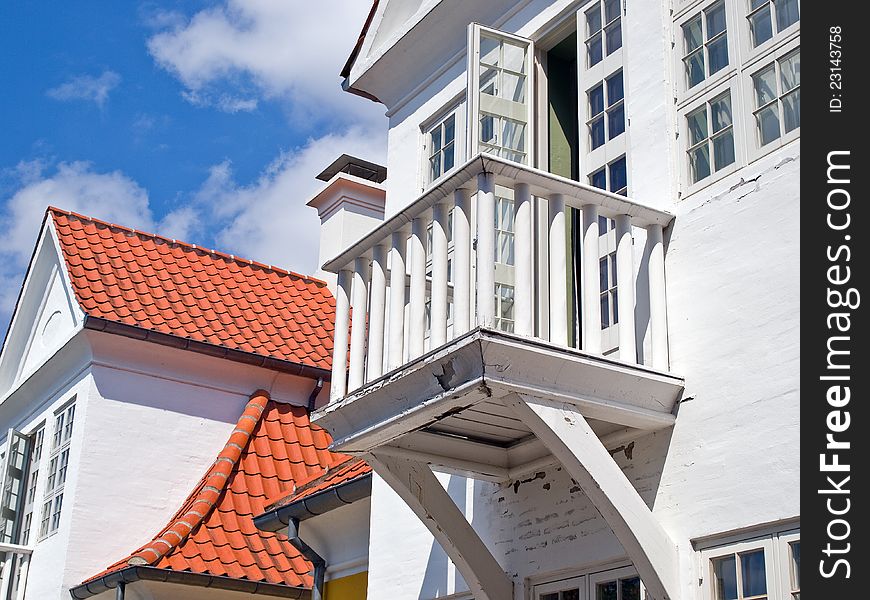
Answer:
[
  {"left": 453, "top": 188, "right": 472, "bottom": 336},
  {"left": 582, "top": 204, "right": 602, "bottom": 353},
  {"left": 647, "top": 224, "right": 670, "bottom": 370},
  {"left": 476, "top": 173, "right": 496, "bottom": 327},
  {"left": 615, "top": 215, "right": 637, "bottom": 364},
  {"left": 408, "top": 215, "right": 428, "bottom": 358},
  {"left": 348, "top": 257, "right": 370, "bottom": 391},
  {"left": 387, "top": 231, "right": 407, "bottom": 371},
  {"left": 431, "top": 203, "right": 449, "bottom": 347},
  {"left": 367, "top": 244, "right": 388, "bottom": 380},
  {"left": 330, "top": 269, "right": 352, "bottom": 401},
  {"left": 548, "top": 194, "right": 568, "bottom": 345},
  {"left": 514, "top": 183, "right": 533, "bottom": 337}
]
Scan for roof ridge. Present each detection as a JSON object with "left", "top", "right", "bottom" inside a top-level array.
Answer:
[
  {"left": 46, "top": 206, "right": 329, "bottom": 287},
  {"left": 126, "top": 390, "right": 271, "bottom": 567}
]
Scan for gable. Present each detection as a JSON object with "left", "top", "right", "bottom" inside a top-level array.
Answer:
[{"left": 0, "top": 218, "right": 84, "bottom": 397}]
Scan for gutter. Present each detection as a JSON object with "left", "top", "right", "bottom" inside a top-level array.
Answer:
[
  {"left": 83, "top": 316, "right": 331, "bottom": 382},
  {"left": 68, "top": 565, "right": 310, "bottom": 599},
  {"left": 253, "top": 473, "right": 372, "bottom": 532}
]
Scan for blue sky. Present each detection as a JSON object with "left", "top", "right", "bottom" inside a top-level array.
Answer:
[{"left": 0, "top": 1, "right": 386, "bottom": 333}]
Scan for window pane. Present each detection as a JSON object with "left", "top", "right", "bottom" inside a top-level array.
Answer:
[
  {"left": 444, "top": 116, "right": 455, "bottom": 144},
  {"left": 609, "top": 156, "right": 627, "bottom": 193},
  {"left": 586, "top": 5, "right": 602, "bottom": 35},
  {"left": 591, "top": 168, "right": 607, "bottom": 190},
  {"left": 502, "top": 120, "right": 526, "bottom": 152},
  {"left": 608, "top": 104, "right": 625, "bottom": 139},
  {"left": 774, "top": 0, "right": 800, "bottom": 31},
  {"left": 782, "top": 88, "right": 800, "bottom": 133},
  {"left": 541, "top": 594, "right": 559, "bottom": 600},
  {"left": 685, "top": 50, "right": 705, "bottom": 88},
  {"left": 610, "top": 253, "right": 618, "bottom": 284},
  {"left": 683, "top": 16, "right": 703, "bottom": 52},
  {"left": 502, "top": 72, "right": 526, "bottom": 103},
  {"left": 443, "top": 143, "right": 455, "bottom": 172},
  {"left": 706, "top": 2, "right": 727, "bottom": 37},
  {"left": 612, "top": 288, "right": 619, "bottom": 324},
  {"left": 607, "top": 72, "right": 624, "bottom": 104},
  {"left": 710, "top": 94, "right": 732, "bottom": 133},
  {"left": 480, "top": 66, "right": 499, "bottom": 97},
  {"left": 756, "top": 104, "right": 781, "bottom": 145},
  {"left": 707, "top": 34, "right": 729, "bottom": 75},
  {"left": 753, "top": 65, "right": 778, "bottom": 107},
  {"left": 605, "top": 21, "right": 622, "bottom": 55},
  {"left": 480, "top": 36, "right": 500, "bottom": 66},
  {"left": 687, "top": 107, "right": 708, "bottom": 145},
  {"left": 605, "top": 0, "right": 621, "bottom": 23},
  {"left": 589, "top": 84, "right": 605, "bottom": 117},
  {"left": 712, "top": 555, "right": 738, "bottom": 600},
  {"left": 750, "top": 0, "right": 767, "bottom": 9},
  {"left": 597, "top": 580, "right": 617, "bottom": 600},
  {"left": 499, "top": 285, "right": 514, "bottom": 319},
  {"left": 588, "top": 34, "right": 603, "bottom": 66},
  {"left": 503, "top": 41, "right": 526, "bottom": 73},
  {"left": 740, "top": 550, "right": 767, "bottom": 597},
  {"left": 481, "top": 114, "right": 497, "bottom": 144},
  {"left": 563, "top": 590, "right": 580, "bottom": 600},
  {"left": 590, "top": 116, "right": 606, "bottom": 150},
  {"left": 431, "top": 127, "right": 442, "bottom": 153},
  {"left": 430, "top": 156, "right": 441, "bottom": 181},
  {"left": 621, "top": 577, "right": 640, "bottom": 600},
  {"left": 750, "top": 6, "right": 773, "bottom": 47},
  {"left": 601, "top": 293, "right": 610, "bottom": 328},
  {"left": 713, "top": 130, "right": 735, "bottom": 170},
  {"left": 791, "top": 542, "right": 801, "bottom": 588},
  {"left": 690, "top": 144, "right": 711, "bottom": 183},
  {"left": 780, "top": 51, "right": 800, "bottom": 92},
  {"left": 598, "top": 215, "right": 609, "bottom": 235},
  {"left": 599, "top": 257, "right": 609, "bottom": 291}
]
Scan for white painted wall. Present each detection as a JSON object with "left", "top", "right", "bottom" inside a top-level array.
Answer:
[{"left": 355, "top": 0, "right": 800, "bottom": 598}]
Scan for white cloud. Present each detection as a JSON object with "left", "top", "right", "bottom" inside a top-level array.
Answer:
[
  {"left": 46, "top": 71, "right": 122, "bottom": 108},
  {"left": 146, "top": 0, "right": 383, "bottom": 127}
]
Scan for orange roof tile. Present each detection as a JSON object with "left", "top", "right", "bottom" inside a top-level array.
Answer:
[
  {"left": 266, "top": 456, "right": 372, "bottom": 511},
  {"left": 49, "top": 207, "right": 335, "bottom": 371},
  {"left": 83, "top": 391, "right": 353, "bottom": 589}
]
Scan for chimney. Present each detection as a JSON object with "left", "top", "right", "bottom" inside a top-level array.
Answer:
[{"left": 307, "top": 154, "right": 387, "bottom": 289}]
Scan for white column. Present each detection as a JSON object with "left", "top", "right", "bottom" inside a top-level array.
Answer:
[
  {"left": 348, "top": 257, "right": 370, "bottom": 391},
  {"left": 615, "top": 215, "right": 637, "bottom": 364},
  {"left": 647, "top": 223, "right": 670, "bottom": 370},
  {"left": 367, "top": 244, "right": 388, "bottom": 380},
  {"left": 330, "top": 269, "right": 352, "bottom": 400},
  {"left": 453, "top": 188, "right": 472, "bottom": 335},
  {"left": 582, "top": 204, "right": 602, "bottom": 353},
  {"left": 431, "top": 203, "right": 449, "bottom": 347},
  {"left": 387, "top": 231, "right": 407, "bottom": 371},
  {"left": 408, "top": 215, "right": 428, "bottom": 358},
  {"left": 548, "top": 194, "right": 568, "bottom": 345},
  {"left": 514, "top": 183, "right": 533, "bottom": 337},
  {"left": 476, "top": 173, "right": 496, "bottom": 327}
]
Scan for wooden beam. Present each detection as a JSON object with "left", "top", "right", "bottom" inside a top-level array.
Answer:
[
  {"left": 504, "top": 395, "right": 681, "bottom": 600},
  {"left": 374, "top": 445, "right": 509, "bottom": 482},
  {"left": 368, "top": 452, "right": 513, "bottom": 600}
]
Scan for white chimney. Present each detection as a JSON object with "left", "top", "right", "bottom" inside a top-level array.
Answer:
[{"left": 307, "top": 154, "right": 387, "bottom": 289}]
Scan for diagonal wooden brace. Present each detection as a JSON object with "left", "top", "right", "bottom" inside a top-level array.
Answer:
[
  {"left": 368, "top": 451, "right": 513, "bottom": 600},
  {"left": 504, "top": 394, "right": 681, "bottom": 600}
]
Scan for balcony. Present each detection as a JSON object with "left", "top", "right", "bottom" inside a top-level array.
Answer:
[
  {"left": 312, "top": 153, "right": 685, "bottom": 600},
  {"left": 0, "top": 542, "right": 31, "bottom": 600}
]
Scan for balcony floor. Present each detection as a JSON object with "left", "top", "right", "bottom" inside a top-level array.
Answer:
[{"left": 314, "top": 328, "right": 684, "bottom": 481}]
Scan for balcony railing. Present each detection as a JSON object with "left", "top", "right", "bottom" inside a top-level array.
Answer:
[
  {"left": 325, "top": 153, "right": 674, "bottom": 401},
  {"left": 0, "top": 543, "right": 31, "bottom": 600}
]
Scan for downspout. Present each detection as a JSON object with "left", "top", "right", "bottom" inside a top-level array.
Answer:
[
  {"left": 307, "top": 378, "right": 324, "bottom": 412},
  {"left": 286, "top": 518, "right": 326, "bottom": 600},
  {"left": 115, "top": 582, "right": 124, "bottom": 600}
]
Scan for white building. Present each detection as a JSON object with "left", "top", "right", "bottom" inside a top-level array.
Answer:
[{"left": 304, "top": 0, "right": 800, "bottom": 599}]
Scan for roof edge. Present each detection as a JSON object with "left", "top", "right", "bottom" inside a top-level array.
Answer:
[
  {"left": 254, "top": 472, "right": 372, "bottom": 532},
  {"left": 68, "top": 565, "right": 311, "bottom": 599},
  {"left": 340, "top": 0, "right": 380, "bottom": 79},
  {"left": 83, "top": 316, "right": 331, "bottom": 382}
]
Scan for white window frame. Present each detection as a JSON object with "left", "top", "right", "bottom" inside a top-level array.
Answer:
[
  {"left": 678, "top": 77, "right": 742, "bottom": 196},
  {"left": 467, "top": 23, "right": 536, "bottom": 166},
  {"left": 421, "top": 98, "right": 466, "bottom": 190},
  {"left": 675, "top": 0, "right": 739, "bottom": 103},
  {"left": 589, "top": 565, "right": 643, "bottom": 600},
  {"left": 582, "top": 0, "right": 624, "bottom": 71},
  {"left": 532, "top": 563, "right": 643, "bottom": 600},
  {"left": 741, "top": 40, "right": 800, "bottom": 162},
  {"left": 742, "top": 0, "right": 800, "bottom": 58},
  {"left": 777, "top": 530, "right": 800, "bottom": 600},
  {"left": 697, "top": 526, "right": 799, "bottom": 600},
  {"left": 20, "top": 424, "right": 44, "bottom": 545},
  {"left": 39, "top": 400, "right": 75, "bottom": 540}
]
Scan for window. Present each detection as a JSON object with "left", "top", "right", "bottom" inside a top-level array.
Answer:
[
  {"left": 495, "top": 196, "right": 515, "bottom": 266},
  {"left": 20, "top": 426, "right": 44, "bottom": 544},
  {"left": 494, "top": 284, "right": 515, "bottom": 332},
  {"left": 600, "top": 253, "right": 618, "bottom": 329},
  {"left": 686, "top": 91, "right": 735, "bottom": 183},
  {"left": 748, "top": 0, "right": 799, "bottom": 48},
  {"left": 751, "top": 49, "right": 800, "bottom": 147},
  {"left": 593, "top": 573, "right": 641, "bottom": 600},
  {"left": 699, "top": 526, "right": 798, "bottom": 600},
  {"left": 682, "top": 1, "right": 729, "bottom": 89},
  {"left": 585, "top": 0, "right": 622, "bottom": 67},
  {"left": 427, "top": 114, "right": 456, "bottom": 183},
  {"left": 588, "top": 71, "right": 625, "bottom": 150},
  {"left": 39, "top": 402, "right": 75, "bottom": 539}
]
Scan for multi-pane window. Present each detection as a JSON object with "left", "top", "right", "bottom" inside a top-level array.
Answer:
[
  {"left": 494, "top": 284, "right": 515, "bottom": 333},
  {"left": 751, "top": 49, "right": 800, "bottom": 146},
  {"left": 588, "top": 71, "right": 625, "bottom": 150},
  {"left": 788, "top": 541, "right": 800, "bottom": 599},
  {"left": 748, "top": 0, "right": 799, "bottom": 48},
  {"left": 590, "top": 156, "right": 628, "bottom": 196},
  {"left": 595, "top": 574, "right": 641, "bottom": 600},
  {"left": 585, "top": 0, "right": 622, "bottom": 67},
  {"left": 711, "top": 548, "right": 767, "bottom": 600},
  {"left": 600, "top": 253, "right": 618, "bottom": 329},
  {"left": 686, "top": 92, "right": 735, "bottom": 183},
  {"left": 427, "top": 114, "right": 456, "bottom": 183},
  {"left": 40, "top": 402, "right": 75, "bottom": 539},
  {"left": 495, "top": 196, "right": 515, "bottom": 266},
  {"left": 478, "top": 33, "right": 529, "bottom": 164},
  {"left": 682, "top": 1, "right": 729, "bottom": 89},
  {"left": 20, "top": 426, "right": 44, "bottom": 545}
]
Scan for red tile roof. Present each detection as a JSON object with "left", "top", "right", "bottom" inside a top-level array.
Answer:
[
  {"left": 267, "top": 455, "right": 372, "bottom": 510},
  {"left": 49, "top": 207, "right": 335, "bottom": 371},
  {"left": 84, "top": 391, "right": 353, "bottom": 589}
]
